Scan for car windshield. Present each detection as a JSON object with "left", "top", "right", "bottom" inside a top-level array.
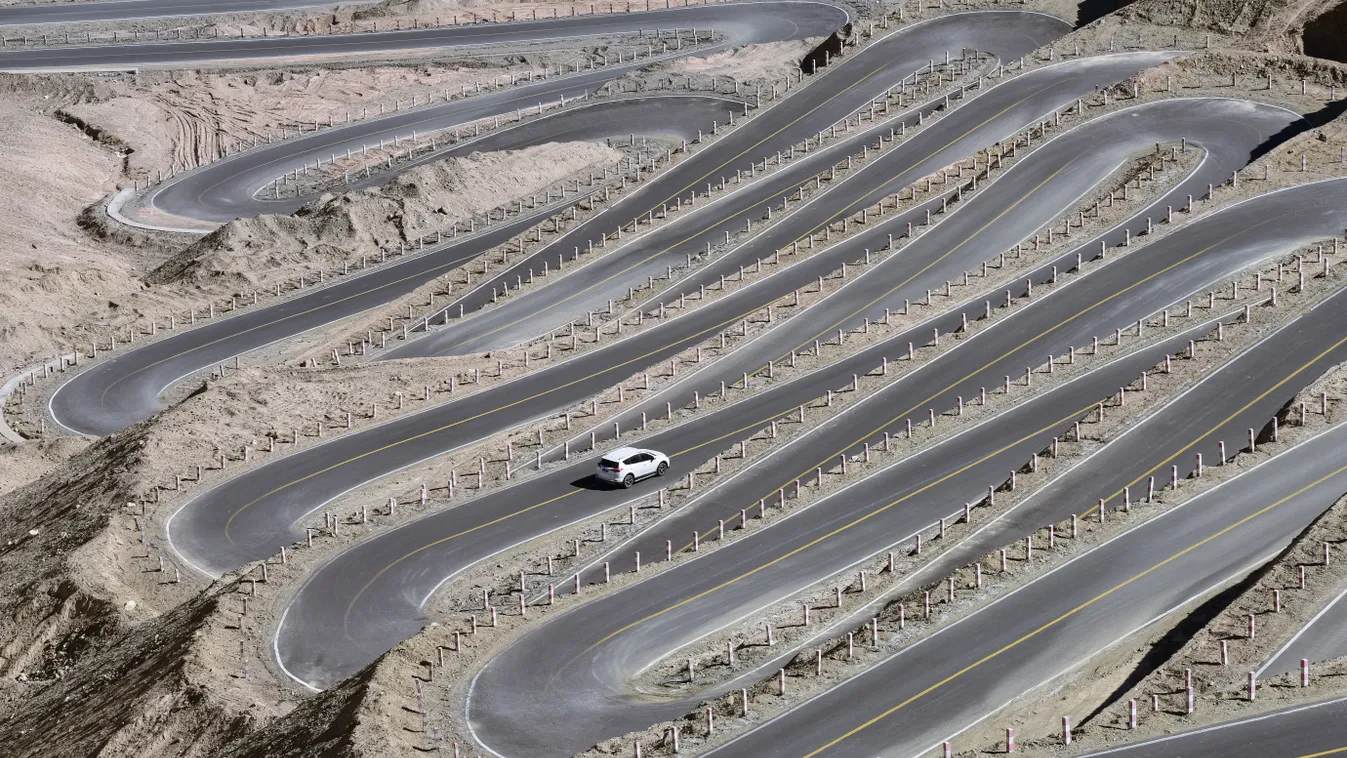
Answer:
[{"left": 599, "top": 458, "right": 621, "bottom": 468}]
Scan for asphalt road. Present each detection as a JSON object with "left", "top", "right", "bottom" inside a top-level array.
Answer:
[
  {"left": 17, "top": 0, "right": 1347, "bottom": 755},
  {"left": 461, "top": 187, "right": 1347, "bottom": 757},
  {"left": 1260, "top": 583, "right": 1347, "bottom": 677},
  {"left": 699, "top": 401, "right": 1347, "bottom": 758},
  {"left": 1077, "top": 696, "right": 1347, "bottom": 758},
  {"left": 163, "top": 49, "right": 1188, "bottom": 579},
  {"left": 382, "top": 48, "right": 1167, "bottom": 359},
  {"left": 0, "top": 2, "right": 847, "bottom": 71},
  {"left": 129, "top": 2, "right": 849, "bottom": 225},
  {"left": 48, "top": 11, "right": 1065, "bottom": 435},
  {"left": 0, "top": 0, "right": 346, "bottom": 26},
  {"left": 270, "top": 107, "right": 1308, "bottom": 693}
]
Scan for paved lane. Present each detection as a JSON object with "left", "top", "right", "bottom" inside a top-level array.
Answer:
[
  {"left": 48, "top": 11, "right": 1062, "bottom": 435},
  {"left": 273, "top": 105, "right": 1303, "bottom": 692}
]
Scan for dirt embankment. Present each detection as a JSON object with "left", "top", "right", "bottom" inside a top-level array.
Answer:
[
  {"left": 0, "top": 133, "right": 617, "bottom": 374},
  {"left": 149, "top": 141, "right": 621, "bottom": 290},
  {"left": 63, "top": 65, "right": 544, "bottom": 178},
  {"left": 1078, "top": 0, "right": 1347, "bottom": 61},
  {"left": 0, "top": 80, "right": 153, "bottom": 376},
  {"left": 656, "top": 38, "right": 822, "bottom": 85},
  {"left": 0, "top": 64, "right": 622, "bottom": 371},
  {"left": 0, "top": 349, "right": 525, "bottom": 756},
  {"left": 337, "top": 0, "right": 734, "bottom": 28}
]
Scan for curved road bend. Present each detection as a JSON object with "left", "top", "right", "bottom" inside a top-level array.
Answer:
[
  {"left": 0, "top": 2, "right": 847, "bottom": 71},
  {"left": 133, "top": 1, "right": 851, "bottom": 224},
  {"left": 164, "top": 62, "right": 1248, "bottom": 577},
  {"left": 382, "top": 16, "right": 1107, "bottom": 359},
  {"left": 49, "top": 96, "right": 730, "bottom": 435},
  {"left": 692, "top": 377, "right": 1347, "bottom": 758},
  {"left": 49, "top": 11, "right": 1065, "bottom": 435},
  {"left": 273, "top": 126, "right": 1319, "bottom": 693},
  {"left": 464, "top": 279, "right": 1347, "bottom": 757},
  {"left": 450, "top": 96, "right": 1295, "bottom": 470},
  {"left": 483, "top": 95, "right": 1300, "bottom": 592}
]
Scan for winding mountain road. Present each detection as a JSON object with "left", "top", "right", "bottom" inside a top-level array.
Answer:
[{"left": 26, "top": 5, "right": 1347, "bottom": 755}]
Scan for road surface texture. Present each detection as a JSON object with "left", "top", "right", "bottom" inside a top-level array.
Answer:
[
  {"left": 49, "top": 11, "right": 1066, "bottom": 434},
  {"left": 467, "top": 277, "right": 1347, "bottom": 757},
  {"left": 270, "top": 113, "right": 1314, "bottom": 694},
  {"left": 0, "top": 2, "right": 848, "bottom": 72},
  {"left": 1077, "top": 696, "right": 1347, "bottom": 758},
  {"left": 0, "top": 0, "right": 348, "bottom": 26},
  {"left": 29, "top": 6, "right": 1347, "bottom": 755},
  {"left": 164, "top": 56, "right": 1251, "bottom": 580}
]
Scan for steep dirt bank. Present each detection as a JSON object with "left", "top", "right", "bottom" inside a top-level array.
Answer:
[
  {"left": 63, "top": 64, "right": 541, "bottom": 178},
  {"left": 0, "top": 63, "right": 618, "bottom": 370},
  {"left": 148, "top": 141, "right": 620, "bottom": 289},
  {"left": 0, "top": 351, "right": 520, "bottom": 757},
  {"left": 0, "top": 134, "right": 618, "bottom": 373}
]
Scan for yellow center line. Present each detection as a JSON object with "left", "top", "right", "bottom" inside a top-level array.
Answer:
[
  {"left": 1298, "top": 747, "right": 1347, "bottom": 758},
  {"left": 463, "top": 78, "right": 1061, "bottom": 346},
  {"left": 798, "top": 457, "right": 1347, "bottom": 758},
  {"left": 100, "top": 42, "right": 910, "bottom": 408},
  {"left": 1079, "top": 326, "right": 1347, "bottom": 520},
  {"left": 667, "top": 157, "right": 1076, "bottom": 553},
  {"left": 570, "top": 399, "right": 1106, "bottom": 658}
]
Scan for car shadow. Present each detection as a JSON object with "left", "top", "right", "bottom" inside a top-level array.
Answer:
[{"left": 571, "top": 474, "right": 617, "bottom": 491}]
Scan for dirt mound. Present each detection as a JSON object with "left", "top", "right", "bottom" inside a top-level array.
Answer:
[
  {"left": 660, "top": 39, "right": 819, "bottom": 84},
  {"left": 148, "top": 141, "right": 619, "bottom": 289},
  {"left": 1113, "top": 0, "right": 1293, "bottom": 36},
  {"left": 1302, "top": 0, "right": 1347, "bottom": 62},
  {"left": 0, "top": 588, "right": 251, "bottom": 758}
]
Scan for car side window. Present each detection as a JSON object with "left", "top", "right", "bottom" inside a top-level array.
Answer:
[{"left": 625, "top": 455, "right": 642, "bottom": 465}]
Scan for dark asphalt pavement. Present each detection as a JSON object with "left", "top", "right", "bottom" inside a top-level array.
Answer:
[
  {"left": 48, "top": 11, "right": 1061, "bottom": 435},
  {"left": 273, "top": 112, "right": 1313, "bottom": 695}
]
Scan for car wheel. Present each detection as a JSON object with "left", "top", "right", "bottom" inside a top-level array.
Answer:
[
  {"left": 623, "top": 474, "right": 635, "bottom": 488},
  {"left": 656, "top": 461, "right": 668, "bottom": 477}
]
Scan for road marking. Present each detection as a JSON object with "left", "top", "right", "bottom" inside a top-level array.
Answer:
[
  {"left": 581, "top": 241, "right": 1336, "bottom": 655},
  {"left": 1257, "top": 583, "right": 1347, "bottom": 678},
  {"left": 664, "top": 172, "right": 1265, "bottom": 552},
  {"left": 211, "top": 50, "right": 1059, "bottom": 536},
  {"left": 795, "top": 459, "right": 1347, "bottom": 757},
  {"left": 1068, "top": 695, "right": 1347, "bottom": 756},
  {"left": 75, "top": 2, "right": 855, "bottom": 413},
  {"left": 333, "top": 109, "right": 1259, "bottom": 632},
  {"left": 85, "top": 220, "right": 526, "bottom": 408},
  {"left": 666, "top": 156, "right": 1080, "bottom": 551},
  {"left": 577, "top": 399, "right": 1108, "bottom": 652},
  {"left": 431, "top": 50, "right": 1054, "bottom": 347}
]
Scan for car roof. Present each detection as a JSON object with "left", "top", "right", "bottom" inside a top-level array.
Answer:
[{"left": 603, "top": 446, "right": 646, "bottom": 459}]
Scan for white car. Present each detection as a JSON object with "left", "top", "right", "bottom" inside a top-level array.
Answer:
[{"left": 596, "top": 446, "right": 670, "bottom": 488}]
